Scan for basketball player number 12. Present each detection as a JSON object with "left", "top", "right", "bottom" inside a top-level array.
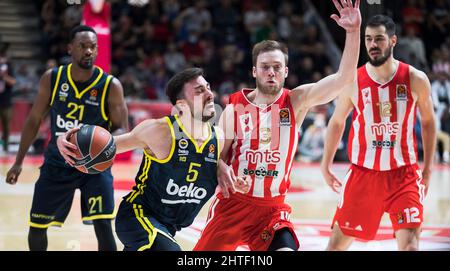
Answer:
[
  {"left": 404, "top": 207, "right": 420, "bottom": 223},
  {"left": 186, "top": 163, "right": 201, "bottom": 182}
]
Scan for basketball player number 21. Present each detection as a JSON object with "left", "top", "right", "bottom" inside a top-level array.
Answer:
[
  {"left": 66, "top": 102, "right": 85, "bottom": 120},
  {"left": 88, "top": 196, "right": 103, "bottom": 214},
  {"left": 186, "top": 162, "right": 201, "bottom": 182}
]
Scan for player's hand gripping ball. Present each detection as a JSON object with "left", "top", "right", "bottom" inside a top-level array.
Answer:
[{"left": 68, "top": 125, "right": 116, "bottom": 174}]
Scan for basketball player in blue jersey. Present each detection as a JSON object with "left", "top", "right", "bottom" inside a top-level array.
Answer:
[
  {"left": 5, "top": 25, "right": 129, "bottom": 251},
  {"left": 58, "top": 68, "right": 249, "bottom": 250}
]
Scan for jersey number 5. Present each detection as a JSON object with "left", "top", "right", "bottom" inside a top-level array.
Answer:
[{"left": 186, "top": 162, "right": 201, "bottom": 183}]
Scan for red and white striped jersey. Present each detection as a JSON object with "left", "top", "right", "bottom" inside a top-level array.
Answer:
[
  {"left": 227, "top": 88, "right": 299, "bottom": 199},
  {"left": 348, "top": 61, "right": 418, "bottom": 171}
]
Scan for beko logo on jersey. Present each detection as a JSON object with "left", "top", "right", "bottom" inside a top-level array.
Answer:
[
  {"left": 370, "top": 122, "right": 399, "bottom": 136},
  {"left": 163, "top": 179, "right": 207, "bottom": 204},
  {"left": 56, "top": 115, "right": 83, "bottom": 131},
  {"left": 245, "top": 149, "right": 281, "bottom": 164}
]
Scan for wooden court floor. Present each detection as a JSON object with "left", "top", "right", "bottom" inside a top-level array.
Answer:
[{"left": 1, "top": 153, "right": 449, "bottom": 251}]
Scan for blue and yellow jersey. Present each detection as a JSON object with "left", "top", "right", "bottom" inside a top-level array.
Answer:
[
  {"left": 124, "top": 115, "right": 219, "bottom": 232},
  {"left": 44, "top": 64, "right": 114, "bottom": 167}
]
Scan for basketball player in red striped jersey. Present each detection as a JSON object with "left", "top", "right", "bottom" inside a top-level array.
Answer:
[
  {"left": 194, "top": 0, "right": 361, "bottom": 251},
  {"left": 321, "top": 15, "right": 437, "bottom": 250}
]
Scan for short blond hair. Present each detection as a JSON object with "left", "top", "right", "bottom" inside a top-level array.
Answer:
[{"left": 252, "top": 40, "right": 288, "bottom": 66}]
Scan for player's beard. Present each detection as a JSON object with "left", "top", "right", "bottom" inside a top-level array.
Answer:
[
  {"left": 256, "top": 77, "right": 284, "bottom": 96},
  {"left": 368, "top": 45, "right": 392, "bottom": 67},
  {"left": 79, "top": 58, "right": 94, "bottom": 70}
]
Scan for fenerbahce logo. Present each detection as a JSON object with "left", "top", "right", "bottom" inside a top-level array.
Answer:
[
  {"left": 178, "top": 139, "right": 189, "bottom": 156},
  {"left": 59, "top": 83, "right": 69, "bottom": 102}
]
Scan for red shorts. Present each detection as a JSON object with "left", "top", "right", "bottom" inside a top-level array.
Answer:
[
  {"left": 332, "top": 164, "right": 425, "bottom": 240},
  {"left": 194, "top": 192, "right": 299, "bottom": 251}
]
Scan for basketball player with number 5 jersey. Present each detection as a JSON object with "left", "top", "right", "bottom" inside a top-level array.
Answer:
[
  {"left": 321, "top": 15, "right": 437, "bottom": 250},
  {"left": 5, "top": 25, "right": 128, "bottom": 251}
]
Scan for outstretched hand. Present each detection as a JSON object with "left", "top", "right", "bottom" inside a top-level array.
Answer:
[{"left": 331, "top": 0, "right": 361, "bottom": 33}]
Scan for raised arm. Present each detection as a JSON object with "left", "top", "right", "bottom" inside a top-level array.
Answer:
[{"left": 291, "top": 0, "right": 361, "bottom": 112}]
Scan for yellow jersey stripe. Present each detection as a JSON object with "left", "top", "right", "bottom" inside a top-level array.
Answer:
[
  {"left": 138, "top": 155, "right": 150, "bottom": 180},
  {"left": 138, "top": 206, "right": 177, "bottom": 244},
  {"left": 29, "top": 221, "right": 63, "bottom": 229},
  {"left": 82, "top": 211, "right": 116, "bottom": 221},
  {"left": 132, "top": 204, "right": 157, "bottom": 251},
  {"left": 67, "top": 64, "right": 104, "bottom": 99},
  {"left": 128, "top": 156, "right": 152, "bottom": 202},
  {"left": 127, "top": 156, "right": 151, "bottom": 202},
  {"left": 174, "top": 115, "right": 212, "bottom": 153},
  {"left": 100, "top": 75, "right": 113, "bottom": 121},
  {"left": 49, "top": 66, "right": 63, "bottom": 106}
]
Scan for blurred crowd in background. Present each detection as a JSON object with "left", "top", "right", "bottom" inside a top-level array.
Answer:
[{"left": 1, "top": 0, "right": 449, "bottom": 163}]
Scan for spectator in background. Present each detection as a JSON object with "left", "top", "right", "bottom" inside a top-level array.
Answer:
[
  {"left": 431, "top": 71, "right": 450, "bottom": 163},
  {"left": 244, "top": 1, "right": 270, "bottom": 43},
  {"left": 297, "top": 112, "right": 327, "bottom": 162},
  {"left": 13, "top": 64, "right": 39, "bottom": 100},
  {"left": 401, "top": 0, "right": 425, "bottom": 37},
  {"left": 180, "top": 31, "right": 205, "bottom": 65},
  {"left": 212, "top": 0, "right": 240, "bottom": 44},
  {"left": 174, "top": 0, "right": 211, "bottom": 42},
  {"left": 162, "top": 0, "right": 181, "bottom": 22},
  {"left": 427, "top": 0, "right": 450, "bottom": 50},
  {"left": 149, "top": 69, "right": 169, "bottom": 100},
  {"left": 298, "top": 56, "right": 315, "bottom": 84},
  {"left": 119, "top": 67, "right": 143, "bottom": 100},
  {"left": 432, "top": 47, "right": 450, "bottom": 76},
  {"left": 397, "top": 26, "right": 428, "bottom": 71},
  {"left": 164, "top": 42, "right": 186, "bottom": 76},
  {"left": 276, "top": 1, "right": 294, "bottom": 41},
  {"left": 0, "top": 42, "right": 16, "bottom": 153}
]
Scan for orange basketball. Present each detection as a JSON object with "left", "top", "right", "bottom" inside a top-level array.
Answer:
[{"left": 68, "top": 125, "right": 116, "bottom": 174}]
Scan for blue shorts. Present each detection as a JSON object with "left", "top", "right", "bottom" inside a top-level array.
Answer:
[
  {"left": 29, "top": 162, "right": 115, "bottom": 228},
  {"left": 115, "top": 200, "right": 181, "bottom": 251}
]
